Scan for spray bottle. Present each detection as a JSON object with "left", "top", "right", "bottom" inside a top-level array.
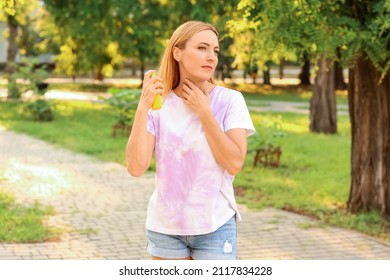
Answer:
[{"left": 150, "top": 71, "right": 162, "bottom": 110}]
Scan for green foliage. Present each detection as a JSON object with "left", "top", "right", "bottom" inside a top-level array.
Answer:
[
  {"left": 11, "top": 57, "right": 55, "bottom": 122},
  {"left": 24, "top": 99, "right": 54, "bottom": 121},
  {"left": 248, "top": 114, "right": 285, "bottom": 152},
  {"left": 12, "top": 57, "right": 48, "bottom": 96},
  {"left": 228, "top": 0, "right": 390, "bottom": 76},
  {"left": 0, "top": 0, "right": 42, "bottom": 56},
  {"left": 43, "top": 0, "right": 168, "bottom": 79},
  {"left": 0, "top": 0, "right": 18, "bottom": 16},
  {"left": 6, "top": 76, "right": 21, "bottom": 99},
  {"left": 104, "top": 89, "right": 140, "bottom": 126}
]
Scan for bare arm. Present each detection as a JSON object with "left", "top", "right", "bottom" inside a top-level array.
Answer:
[
  {"left": 182, "top": 79, "right": 247, "bottom": 176},
  {"left": 199, "top": 113, "right": 247, "bottom": 176},
  {"left": 126, "top": 71, "right": 163, "bottom": 177},
  {"left": 126, "top": 106, "right": 155, "bottom": 177}
]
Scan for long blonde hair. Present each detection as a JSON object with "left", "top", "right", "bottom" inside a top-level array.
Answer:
[{"left": 157, "top": 21, "right": 219, "bottom": 95}]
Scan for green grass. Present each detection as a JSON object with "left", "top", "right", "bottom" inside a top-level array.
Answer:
[
  {"left": 0, "top": 167, "right": 60, "bottom": 243},
  {"left": 221, "top": 82, "right": 349, "bottom": 104},
  {"left": 48, "top": 82, "right": 139, "bottom": 93},
  {"left": 236, "top": 111, "right": 389, "bottom": 241},
  {"left": 0, "top": 84, "right": 388, "bottom": 242},
  {"left": 0, "top": 190, "right": 59, "bottom": 243},
  {"left": 0, "top": 100, "right": 129, "bottom": 165},
  {"left": 236, "top": 112, "right": 351, "bottom": 210}
]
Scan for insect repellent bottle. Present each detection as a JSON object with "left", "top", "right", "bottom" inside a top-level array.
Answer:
[{"left": 150, "top": 71, "right": 162, "bottom": 110}]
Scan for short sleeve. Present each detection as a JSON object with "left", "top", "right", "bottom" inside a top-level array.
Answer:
[
  {"left": 146, "top": 110, "right": 156, "bottom": 136},
  {"left": 224, "top": 91, "right": 256, "bottom": 136}
]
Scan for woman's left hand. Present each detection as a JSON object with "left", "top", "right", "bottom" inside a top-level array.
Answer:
[{"left": 182, "top": 79, "right": 211, "bottom": 116}]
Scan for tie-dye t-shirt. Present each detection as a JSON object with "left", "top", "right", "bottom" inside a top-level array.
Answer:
[{"left": 146, "top": 85, "right": 255, "bottom": 235}]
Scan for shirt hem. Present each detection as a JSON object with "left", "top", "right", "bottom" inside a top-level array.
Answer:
[{"left": 146, "top": 212, "right": 236, "bottom": 236}]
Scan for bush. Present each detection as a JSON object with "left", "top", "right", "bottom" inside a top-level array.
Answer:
[
  {"left": 24, "top": 99, "right": 54, "bottom": 121},
  {"left": 105, "top": 89, "right": 140, "bottom": 126},
  {"left": 248, "top": 115, "right": 285, "bottom": 151},
  {"left": 248, "top": 114, "right": 285, "bottom": 168},
  {"left": 11, "top": 57, "right": 54, "bottom": 122},
  {"left": 6, "top": 76, "right": 21, "bottom": 99}
]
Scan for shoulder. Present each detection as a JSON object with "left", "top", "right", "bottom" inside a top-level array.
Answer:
[
  {"left": 214, "top": 85, "right": 242, "bottom": 96},
  {"left": 212, "top": 85, "right": 244, "bottom": 102}
]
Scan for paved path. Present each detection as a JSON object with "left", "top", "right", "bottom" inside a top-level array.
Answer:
[{"left": 1, "top": 127, "right": 389, "bottom": 260}]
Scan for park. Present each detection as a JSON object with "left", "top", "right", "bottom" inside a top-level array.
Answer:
[{"left": 0, "top": 0, "right": 389, "bottom": 263}]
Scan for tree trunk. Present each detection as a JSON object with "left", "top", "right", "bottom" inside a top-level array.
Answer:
[
  {"left": 299, "top": 52, "right": 311, "bottom": 85},
  {"left": 263, "top": 61, "right": 271, "bottom": 85},
  {"left": 4, "top": 14, "right": 18, "bottom": 75},
  {"left": 334, "top": 60, "right": 347, "bottom": 90},
  {"left": 347, "top": 54, "right": 390, "bottom": 215},
  {"left": 96, "top": 71, "right": 104, "bottom": 81},
  {"left": 309, "top": 56, "right": 337, "bottom": 134},
  {"left": 334, "top": 48, "right": 347, "bottom": 90},
  {"left": 279, "top": 57, "right": 284, "bottom": 79},
  {"left": 96, "top": 66, "right": 104, "bottom": 81},
  {"left": 251, "top": 69, "right": 257, "bottom": 84}
]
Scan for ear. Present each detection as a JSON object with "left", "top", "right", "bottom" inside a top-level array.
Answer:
[{"left": 173, "top": 47, "right": 181, "bottom": 62}]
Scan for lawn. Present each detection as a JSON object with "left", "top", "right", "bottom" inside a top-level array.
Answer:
[
  {"left": 0, "top": 83, "right": 388, "bottom": 242},
  {"left": 0, "top": 169, "right": 59, "bottom": 243}
]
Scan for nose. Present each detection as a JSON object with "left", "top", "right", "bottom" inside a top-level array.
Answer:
[{"left": 206, "top": 49, "right": 217, "bottom": 62}]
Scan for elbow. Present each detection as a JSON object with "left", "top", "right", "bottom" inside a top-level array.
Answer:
[
  {"left": 126, "top": 154, "right": 150, "bottom": 177},
  {"left": 227, "top": 167, "right": 242, "bottom": 176},
  {"left": 226, "top": 161, "right": 244, "bottom": 176},
  {"left": 127, "top": 165, "right": 147, "bottom": 177}
]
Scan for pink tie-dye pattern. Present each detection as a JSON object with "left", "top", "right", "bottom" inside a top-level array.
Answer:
[{"left": 146, "top": 86, "right": 255, "bottom": 235}]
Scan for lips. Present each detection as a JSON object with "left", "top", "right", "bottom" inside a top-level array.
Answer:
[{"left": 202, "top": 65, "right": 213, "bottom": 70}]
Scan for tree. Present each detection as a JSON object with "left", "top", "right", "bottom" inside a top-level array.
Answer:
[
  {"left": 43, "top": 0, "right": 123, "bottom": 80},
  {"left": 1, "top": 0, "right": 41, "bottom": 99},
  {"left": 230, "top": 0, "right": 390, "bottom": 215},
  {"left": 345, "top": 0, "right": 390, "bottom": 215},
  {"left": 229, "top": 0, "right": 340, "bottom": 134},
  {"left": 1, "top": 0, "right": 20, "bottom": 75},
  {"left": 227, "top": 0, "right": 299, "bottom": 86}
]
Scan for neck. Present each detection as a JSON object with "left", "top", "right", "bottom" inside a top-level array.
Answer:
[{"left": 174, "top": 79, "right": 211, "bottom": 98}]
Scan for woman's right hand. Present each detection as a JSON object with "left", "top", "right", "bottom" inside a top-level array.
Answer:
[{"left": 139, "top": 70, "right": 164, "bottom": 110}]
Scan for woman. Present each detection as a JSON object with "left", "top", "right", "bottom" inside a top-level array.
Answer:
[{"left": 126, "top": 21, "right": 255, "bottom": 260}]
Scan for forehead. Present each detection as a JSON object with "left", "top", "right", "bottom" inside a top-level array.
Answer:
[{"left": 186, "top": 30, "right": 219, "bottom": 47}]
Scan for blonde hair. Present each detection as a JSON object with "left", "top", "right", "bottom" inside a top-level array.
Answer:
[{"left": 157, "top": 21, "right": 219, "bottom": 95}]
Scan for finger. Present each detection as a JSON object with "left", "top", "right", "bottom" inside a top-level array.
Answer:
[
  {"left": 143, "top": 70, "right": 156, "bottom": 84},
  {"left": 184, "top": 78, "right": 194, "bottom": 86},
  {"left": 182, "top": 83, "right": 191, "bottom": 94},
  {"left": 143, "top": 77, "right": 163, "bottom": 96},
  {"left": 183, "top": 80, "right": 193, "bottom": 91},
  {"left": 152, "top": 81, "right": 164, "bottom": 92}
]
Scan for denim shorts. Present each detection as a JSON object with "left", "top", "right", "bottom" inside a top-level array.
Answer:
[{"left": 146, "top": 215, "right": 237, "bottom": 260}]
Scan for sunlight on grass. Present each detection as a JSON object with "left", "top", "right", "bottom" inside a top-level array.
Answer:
[
  {"left": 0, "top": 165, "right": 61, "bottom": 243},
  {"left": 0, "top": 191, "right": 59, "bottom": 243},
  {"left": 0, "top": 100, "right": 128, "bottom": 166}
]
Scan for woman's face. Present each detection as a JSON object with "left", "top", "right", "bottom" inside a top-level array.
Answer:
[{"left": 174, "top": 30, "right": 219, "bottom": 83}]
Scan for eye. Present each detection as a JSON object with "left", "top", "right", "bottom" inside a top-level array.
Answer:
[
  {"left": 214, "top": 50, "right": 220, "bottom": 55},
  {"left": 198, "top": 46, "right": 207, "bottom": 50}
]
